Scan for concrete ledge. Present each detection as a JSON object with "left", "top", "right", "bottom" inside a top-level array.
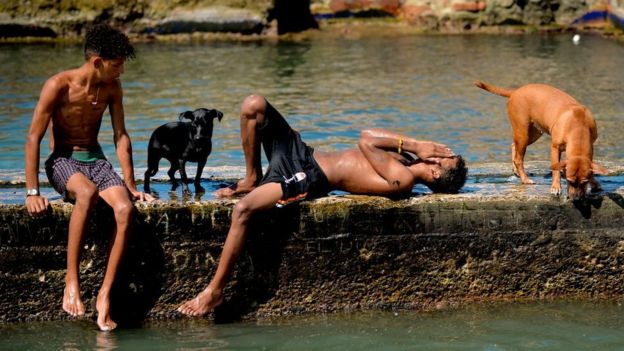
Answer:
[{"left": 1, "top": 191, "right": 624, "bottom": 324}]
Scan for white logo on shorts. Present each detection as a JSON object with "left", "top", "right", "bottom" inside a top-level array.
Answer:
[{"left": 284, "top": 172, "right": 306, "bottom": 184}]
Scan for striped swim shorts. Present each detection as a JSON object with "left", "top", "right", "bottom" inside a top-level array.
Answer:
[{"left": 44, "top": 153, "right": 125, "bottom": 200}]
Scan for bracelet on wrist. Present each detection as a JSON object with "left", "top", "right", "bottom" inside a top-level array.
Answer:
[{"left": 26, "top": 188, "right": 40, "bottom": 197}]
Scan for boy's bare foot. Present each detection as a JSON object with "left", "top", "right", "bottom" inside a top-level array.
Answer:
[
  {"left": 62, "top": 284, "right": 85, "bottom": 317},
  {"left": 177, "top": 287, "right": 224, "bottom": 316},
  {"left": 214, "top": 179, "right": 257, "bottom": 198},
  {"left": 95, "top": 292, "right": 117, "bottom": 331}
]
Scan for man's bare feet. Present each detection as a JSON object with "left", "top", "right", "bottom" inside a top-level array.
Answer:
[
  {"left": 214, "top": 179, "right": 258, "bottom": 198},
  {"left": 177, "top": 287, "right": 224, "bottom": 316},
  {"left": 95, "top": 292, "right": 117, "bottom": 331},
  {"left": 63, "top": 283, "right": 85, "bottom": 317}
]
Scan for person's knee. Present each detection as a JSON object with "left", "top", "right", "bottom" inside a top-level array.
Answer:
[
  {"left": 74, "top": 182, "right": 98, "bottom": 206},
  {"left": 231, "top": 200, "right": 254, "bottom": 224},
  {"left": 240, "top": 94, "right": 266, "bottom": 118},
  {"left": 113, "top": 200, "right": 133, "bottom": 224}
]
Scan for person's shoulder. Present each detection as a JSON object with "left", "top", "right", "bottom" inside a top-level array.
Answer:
[
  {"left": 107, "top": 78, "right": 123, "bottom": 89},
  {"left": 104, "top": 78, "right": 124, "bottom": 100},
  {"left": 44, "top": 70, "right": 73, "bottom": 92}
]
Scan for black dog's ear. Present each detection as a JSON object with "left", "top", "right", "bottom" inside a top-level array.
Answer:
[
  {"left": 178, "top": 111, "right": 194, "bottom": 122},
  {"left": 213, "top": 110, "right": 224, "bottom": 122}
]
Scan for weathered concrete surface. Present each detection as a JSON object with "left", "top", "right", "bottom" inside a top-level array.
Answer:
[{"left": 1, "top": 190, "right": 624, "bottom": 325}]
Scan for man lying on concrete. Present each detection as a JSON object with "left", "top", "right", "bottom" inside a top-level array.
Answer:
[{"left": 178, "top": 95, "right": 467, "bottom": 316}]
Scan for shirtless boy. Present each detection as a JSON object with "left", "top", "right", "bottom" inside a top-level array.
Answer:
[
  {"left": 24, "top": 24, "right": 154, "bottom": 331},
  {"left": 178, "top": 95, "right": 467, "bottom": 316}
]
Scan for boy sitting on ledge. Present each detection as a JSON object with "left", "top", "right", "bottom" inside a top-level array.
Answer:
[
  {"left": 24, "top": 24, "right": 154, "bottom": 331},
  {"left": 178, "top": 95, "right": 467, "bottom": 316}
]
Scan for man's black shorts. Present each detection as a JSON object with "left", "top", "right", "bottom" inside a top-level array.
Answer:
[{"left": 258, "top": 101, "right": 330, "bottom": 207}]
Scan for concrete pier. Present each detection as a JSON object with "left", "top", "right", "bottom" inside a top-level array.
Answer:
[{"left": 1, "top": 178, "right": 624, "bottom": 325}]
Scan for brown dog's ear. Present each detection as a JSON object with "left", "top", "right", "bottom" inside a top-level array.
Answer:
[
  {"left": 591, "top": 162, "right": 609, "bottom": 175},
  {"left": 551, "top": 160, "right": 567, "bottom": 172},
  {"left": 178, "top": 111, "right": 194, "bottom": 121}
]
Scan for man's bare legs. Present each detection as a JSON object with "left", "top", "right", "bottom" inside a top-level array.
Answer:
[
  {"left": 214, "top": 95, "right": 267, "bottom": 198},
  {"left": 178, "top": 182, "right": 283, "bottom": 316},
  {"left": 63, "top": 173, "right": 100, "bottom": 317},
  {"left": 96, "top": 185, "right": 134, "bottom": 331}
]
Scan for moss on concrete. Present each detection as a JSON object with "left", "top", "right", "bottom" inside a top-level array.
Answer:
[{"left": 1, "top": 191, "right": 624, "bottom": 324}]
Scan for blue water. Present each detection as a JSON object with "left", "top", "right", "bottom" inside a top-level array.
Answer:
[
  {"left": 2, "top": 302, "right": 624, "bottom": 350},
  {"left": 2, "top": 35, "right": 624, "bottom": 347},
  {"left": 1, "top": 34, "right": 623, "bottom": 174}
]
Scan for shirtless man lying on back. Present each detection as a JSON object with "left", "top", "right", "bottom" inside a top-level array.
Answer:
[
  {"left": 24, "top": 24, "right": 154, "bottom": 331},
  {"left": 178, "top": 95, "right": 467, "bottom": 316}
]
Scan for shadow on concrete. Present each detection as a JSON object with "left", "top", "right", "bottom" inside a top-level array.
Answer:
[
  {"left": 573, "top": 192, "right": 624, "bottom": 219},
  {"left": 108, "top": 208, "right": 166, "bottom": 328},
  {"left": 213, "top": 205, "right": 300, "bottom": 323}
]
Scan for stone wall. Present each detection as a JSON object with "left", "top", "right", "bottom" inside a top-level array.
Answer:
[
  {"left": 0, "top": 0, "right": 619, "bottom": 39},
  {"left": 0, "top": 0, "right": 272, "bottom": 37},
  {"left": 313, "top": 0, "right": 609, "bottom": 28},
  {"left": 1, "top": 192, "right": 624, "bottom": 325}
]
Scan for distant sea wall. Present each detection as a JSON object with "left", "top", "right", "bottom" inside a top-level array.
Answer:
[
  {"left": 0, "top": 0, "right": 623, "bottom": 39},
  {"left": 1, "top": 192, "right": 624, "bottom": 324},
  {"left": 316, "top": 0, "right": 607, "bottom": 28}
]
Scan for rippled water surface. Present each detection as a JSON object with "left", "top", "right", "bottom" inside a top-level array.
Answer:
[
  {"left": 2, "top": 302, "right": 624, "bottom": 350},
  {"left": 1, "top": 34, "right": 623, "bottom": 173}
]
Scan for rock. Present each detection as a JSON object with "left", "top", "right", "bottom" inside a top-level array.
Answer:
[{"left": 147, "top": 7, "right": 265, "bottom": 34}]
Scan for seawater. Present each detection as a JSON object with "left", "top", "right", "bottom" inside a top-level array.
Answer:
[
  {"left": 1, "top": 34, "right": 624, "bottom": 172},
  {"left": 2, "top": 35, "right": 624, "bottom": 348},
  {"left": 1, "top": 34, "right": 623, "bottom": 202},
  {"left": 2, "top": 302, "right": 624, "bottom": 350}
]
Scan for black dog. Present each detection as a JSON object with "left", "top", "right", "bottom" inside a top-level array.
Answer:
[{"left": 144, "top": 108, "right": 223, "bottom": 194}]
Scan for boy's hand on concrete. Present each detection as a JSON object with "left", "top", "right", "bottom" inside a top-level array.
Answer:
[
  {"left": 129, "top": 189, "right": 155, "bottom": 202},
  {"left": 26, "top": 195, "right": 50, "bottom": 217}
]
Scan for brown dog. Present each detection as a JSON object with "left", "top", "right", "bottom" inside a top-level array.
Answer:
[{"left": 475, "top": 80, "right": 607, "bottom": 199}]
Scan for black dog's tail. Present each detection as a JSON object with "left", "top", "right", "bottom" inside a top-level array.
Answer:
[{"left": 144, "top": 146, "right": 161, "bottom": 178}]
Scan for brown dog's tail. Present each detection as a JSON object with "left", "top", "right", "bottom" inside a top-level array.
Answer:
[{"left": 474, "top": 80, "right": 514, "bottom": 98}]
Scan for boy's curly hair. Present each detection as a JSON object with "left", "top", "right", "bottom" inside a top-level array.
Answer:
[
  {"left": 426, "top": 155, "right": 468, "bottom": 194},
  {"left": 84, "top": 23, "right": 135, "bottom": 61}
]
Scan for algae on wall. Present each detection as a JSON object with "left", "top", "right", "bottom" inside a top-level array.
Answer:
[{"left": 0, "top": 0, "right": 273, "bottom": 19}]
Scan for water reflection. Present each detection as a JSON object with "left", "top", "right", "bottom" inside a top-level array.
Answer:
[
  {"left": 272, "top": 41, "right": 311, "bottom": 78},
  {"left": 4, "top": 302, "right": 624, "bottom": 350},
  {"left": 95, "top": 331, "right": 118, "bottom": 351}
]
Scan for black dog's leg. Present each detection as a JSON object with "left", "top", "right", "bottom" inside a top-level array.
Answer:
[
  {"left": 168, "top": 162, "right": 180, "bottom": 191},
  {"left": 179, "top": 159, "right": 191, "bottom": 194},
  {"left": 144, "top": 149, "right": 161, "bottom": 193},
  {"left": 144, "top": 170, "right": 151, "bottom": 194},
  {"left": 194, "top": 157, "right": 207, "bottom": 194}
]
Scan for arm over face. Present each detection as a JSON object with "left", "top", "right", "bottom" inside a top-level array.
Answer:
[{"left": 356, "top": 129, "right": 454, "bottom": 193}]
